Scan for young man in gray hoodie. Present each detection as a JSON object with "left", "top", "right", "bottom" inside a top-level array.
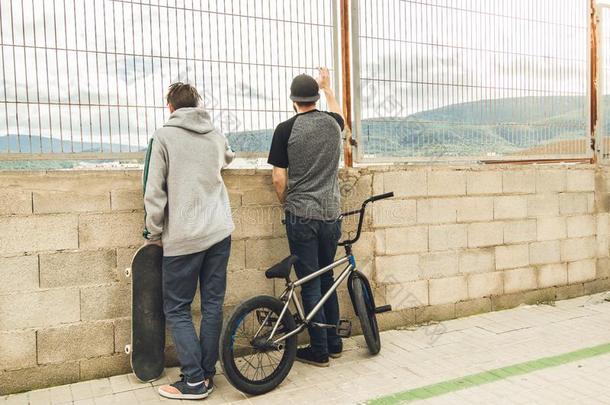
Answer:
[{"left": 144, "top": 83, "right": 234, "bottom": 400}]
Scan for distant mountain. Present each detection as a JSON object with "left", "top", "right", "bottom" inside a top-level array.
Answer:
[
  {"left": 1, "top": 95, "right": 597, "bottom": 158},
  {"left": 0, "top": 135, "right": 144, "bottom": 154}
]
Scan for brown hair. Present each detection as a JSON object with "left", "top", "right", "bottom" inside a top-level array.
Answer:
[{"left": 166, "top": 82, "right": 201, "bottom": 110}]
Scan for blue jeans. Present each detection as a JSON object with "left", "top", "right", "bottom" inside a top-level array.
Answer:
[
  {"left": 162, "top": 236, "right": 231, "bottom": 383},
  {"left": 285, "top": 212, "right": 342, "bottom": 357}
]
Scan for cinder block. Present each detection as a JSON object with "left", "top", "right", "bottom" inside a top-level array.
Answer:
[
  {"left": 466, "top": 171, "right": 502, "bottom": 195},
  {"left": 384, "top": 226, "right": 428, "bottom": 254},
  {"left": 598, "top": 257, "right": 610, "bottom": 279},
  {"left": 0, "top": 255, "right": 39, "bottom": 294},
  {"left": 414, "top": 303, "right": 456, "bottom": 323},
  {"left": 0, "top": 190, "right": 32, "bottom": 215},
  {"left": 566, "top": 170, "right": 595, "bottom": 192},
  {"left": 245, "top": 238, "right": 289, "bottom": 269},
  {"left": 40, "top": 250, "right": 117, "bottom": 288},
  {"left": 113, "top": 318, "right": 130, "bottom": 354},
  {"left": 382, "top": 171, "right": 427, "bottom": 198},
  {"left": 503, "top": 170, "right": 536, "bottom": 194},
  {"left": 559, "top": 193, "right": 590, "bottom": 215},
  {"left": 537, "top": 263, "right": 568, "bottom": 288},
  {"left": 456, "top": 297, "right": 492, "bottom": 318},
  {"left": 79, "top": 212, "right": 143, "bottom": 249},
  {"left": 372, "top": 199, "right": 417, "bottom": 228},
  {"left": 429, "top": 276, "right": 468, "bottom": 305},
  {"left": 566, "top": 215, "right": 596, "bottom": 238},
  {"left": 567, "top": 259, "right": 596, "bottom": 283},
  {"left": 116, "top": 247, "right": 138, "bottom": 276},
  {"left": 375, "top": 229, "right": 386, "bottom": 254},
  {"left": 561, "top": 237, "right": 596, "bottom": 262},
  {"left": 80, "top": 354, "right": 131, "bottom": 381},
  {"left": 110, "top": 189, "right": 143, "bottom": 210},
  {"left": 80, "top": 283, "right": 130, "bottom": 321},
  {"left": 467, "top": 271, "right": 503, "bottom": 299},
  {"left": 417, "top": 198, "right": 458, "bottom": 224},
  {"left": 427, "top": 171, "right": 466, "bottom": 196},
  {"left": 420, "top": 252, "right": 459, "bottom": 279},
  {"left": 428, "top": 224, "right": 467, "bottom": 251},
  {"left": 495, "top": 244, "right": 529, "bottom": 270},
  {"left": 0, "top": 214, "right": 78, "bottom": 255},
  {"left": 527, "top": 194, "right": 559, "bottom": 217},
  {"left": 0, "top": 362, "right": 80, "bottom": 395},
  {"left": 375, "top": 254, "right": 421, "bottom": 284},
  {"left": 503, "top": 267, "right": 537, "bottom": 294},
  {"left": 232, "top": 206, "right": 277, "bottom": 239},
  {"left": 37, "top": 322, "right": 114, "bottom": 364},
  {"left": 556, "top": 283, "right": 585, "bottom": 300},
  {"left": 598, "top": 213, "right": 610, "bottom": 236},
  {"left": 228, "top": 239, "right": 246, "bottom": 271},
  {"left": 33, "top": 190, "right": 110, "bottom": 214},
  {"left": 225, "top": 270, "right": 274, "bottom": 305},
  {"left": 242, "top": 190, "right": 279, "bottom": 206},
  {"left": 536, "top": 170, "right": 566, "bottom": 193},
  {"left": 0, "top": 330, "right": 37, "bottom": 370},
  {"left": 600, "top": 234, "right": 610, "bottom": 258},
  {"left": 0, "top": 288, "right": 80, "bottom": 330},
  {"left": 494, "top": 196, "right": 527, "bottom": 220},
  {"left": 529, "top": 240, "right": 560, "bottom": 265},
  {"left": 584, "top": 278, "right": 610, "bottom": 295},
  {"left": 468, "top": 222, "right": 503, "bottom": 248},
  {"left": 492, "top": 288, "right": 555, "bottom": 311},
  {"left": 340, "top": 173, "right": 373, "bottom": 209},
  {"left": 456, "top": 197, "right": 494, "bottom": 222},
  {"left": 459, "top": 249, "right": 495, "bottom": 274},
  {"left": 537, "top": 217, "right": 567, "bottom": 241},
  {"left": 372, "top": 172, "right": 384, "bottom": 195},
  {"left": 503, "top": 220, "right": 536, "bottom": 244},
  {"left": 385, "top": 280, "right": 429, "bottom": 310}
]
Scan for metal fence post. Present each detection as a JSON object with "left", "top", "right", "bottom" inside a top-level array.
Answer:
[
  {"left": 340, "top": 0, "right": 354, "bottom": 167},
  {"left": 591, "top": 0, "right": 600, "bottom": 164}
]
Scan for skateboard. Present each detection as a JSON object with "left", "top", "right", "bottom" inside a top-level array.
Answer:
[{"left": 124, "top": 243, "right": 165, "bottom": 382}]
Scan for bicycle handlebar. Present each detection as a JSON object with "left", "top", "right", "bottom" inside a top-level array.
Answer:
[{"left": 338, "top": 192, "right": 394, "bottom": 246}]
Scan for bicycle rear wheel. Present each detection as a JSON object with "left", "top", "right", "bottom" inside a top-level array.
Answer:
[
  {"left": 220, "top": 295, "right": 297, "bottom": 395},
  {"left": 352, "top": 276, "right": 381, "bottom": 355}
]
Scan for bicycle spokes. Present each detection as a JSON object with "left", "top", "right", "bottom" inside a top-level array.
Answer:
[{"left": 230, "top": 307, "right": 288, "bottom": 383}]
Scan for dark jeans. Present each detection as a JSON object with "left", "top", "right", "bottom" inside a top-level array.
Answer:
[
  {"left": 285, "top": 212, "right": 342, "bottom": 357},
  {"left": 162, "top": 236, "right": 231, "bottom": 383}
]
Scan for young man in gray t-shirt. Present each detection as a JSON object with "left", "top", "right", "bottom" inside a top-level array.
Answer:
[{"left": 268, "top": 68, "right": 345, "bottom": 366}]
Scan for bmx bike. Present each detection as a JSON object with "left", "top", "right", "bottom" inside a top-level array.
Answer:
[{"left": 220, "top": 192, "right": 394, "bottom": 395}]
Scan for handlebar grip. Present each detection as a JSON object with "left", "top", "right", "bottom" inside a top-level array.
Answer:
[{"left": 370, "top": 192, "right": 394, "bottom": 202}]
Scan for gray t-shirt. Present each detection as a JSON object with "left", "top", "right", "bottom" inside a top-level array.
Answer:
[{"left": 267, "top": 110, "right": 344, "bottom": 220}]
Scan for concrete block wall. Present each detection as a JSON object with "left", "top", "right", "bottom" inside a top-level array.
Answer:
[{"left": 0, "top": 165, "right": 609, "bottom": 394}]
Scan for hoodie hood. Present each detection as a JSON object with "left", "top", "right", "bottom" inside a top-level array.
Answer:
[{"left": 164, "top": 107, "right": 215, "bottom": 134}]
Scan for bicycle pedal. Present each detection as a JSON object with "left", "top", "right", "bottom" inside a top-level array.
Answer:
[
  {"left": 337, "top": 319, "right": 352, "bottom": 338},
  {"left": 310, "top": 322, "right": 335, "bottom": 329}
]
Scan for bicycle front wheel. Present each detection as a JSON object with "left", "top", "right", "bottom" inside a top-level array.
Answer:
[
  {"left": 220, "top": 295, "right": 297, "bottom": 395},
  {"left": 352, "top": 276, "right": 381, "bottom": 355}
]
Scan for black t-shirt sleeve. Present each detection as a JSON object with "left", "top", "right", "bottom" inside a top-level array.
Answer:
[
  {"left": 324, "top": 111, "right": 345, "bottom": 131},
  {"left": 267, "top": 122, "right": 291, "bottom": 168}
]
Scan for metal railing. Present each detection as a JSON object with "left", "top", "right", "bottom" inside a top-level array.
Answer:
[
  {"left": 351, "top": 0, "right": 591, "bottom": 163},
  {"left": 0, "top": 0, "right": 338, "bottom": 158}
]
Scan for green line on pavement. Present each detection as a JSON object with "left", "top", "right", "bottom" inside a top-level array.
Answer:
[{"left": 367, "top": 342, "right": 610, "bottom": 405}]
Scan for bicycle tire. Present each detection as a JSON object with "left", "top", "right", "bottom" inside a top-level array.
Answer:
[
  {"left": 220, "top": 295, "right": 297, "bottom": 395},
  {"left": 352, "top": 276, "right": 381, "bottom": 355}
]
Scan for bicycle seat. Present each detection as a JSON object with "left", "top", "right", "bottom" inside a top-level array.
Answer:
[{"left": 265, "top": 255, "right": 299, "bottom": 279}]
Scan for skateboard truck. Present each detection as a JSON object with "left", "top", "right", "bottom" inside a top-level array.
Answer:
[{"left": 337, "top": 319, "right": 352, "bottom": 338}]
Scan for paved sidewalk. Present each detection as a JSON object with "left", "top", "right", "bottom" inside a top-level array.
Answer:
[{"left": 4, "top": 293, "right": 610, "bottom": 405}]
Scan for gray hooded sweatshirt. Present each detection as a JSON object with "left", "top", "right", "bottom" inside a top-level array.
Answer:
[{"left": 144, "top": 107, "right": 235, "bottom": 257}]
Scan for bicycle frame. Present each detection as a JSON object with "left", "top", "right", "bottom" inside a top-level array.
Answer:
[
  {"left": 253, "top": 191, "right": 394, "bottom": 346},
  {"left": 258, "top": 255, "right": 354, "bottom": 345}
]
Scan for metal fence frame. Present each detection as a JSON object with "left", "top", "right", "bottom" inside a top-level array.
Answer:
[{"left": 0, "top": 0, "right": 603, "bottom": 164}]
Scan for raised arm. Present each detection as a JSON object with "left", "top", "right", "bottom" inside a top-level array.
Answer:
[{"left": 317, "top": 67, "right": 343, "bottom": 120}]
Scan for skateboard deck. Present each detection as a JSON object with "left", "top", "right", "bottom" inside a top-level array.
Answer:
[{"left": 125, "top": 243, "right": 165, "bottom": 382}]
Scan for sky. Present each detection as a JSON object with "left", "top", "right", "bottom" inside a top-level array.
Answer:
[{"left": 0, "top": 0, "right": 597, "bottom": 152}]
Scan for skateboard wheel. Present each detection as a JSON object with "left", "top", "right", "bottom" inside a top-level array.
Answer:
[
  {"left": 124, "top": 344, "right": 131, "bottom": 354},
  {"left": 124, "top": 268, "right": 131, "bottom": 278}
]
